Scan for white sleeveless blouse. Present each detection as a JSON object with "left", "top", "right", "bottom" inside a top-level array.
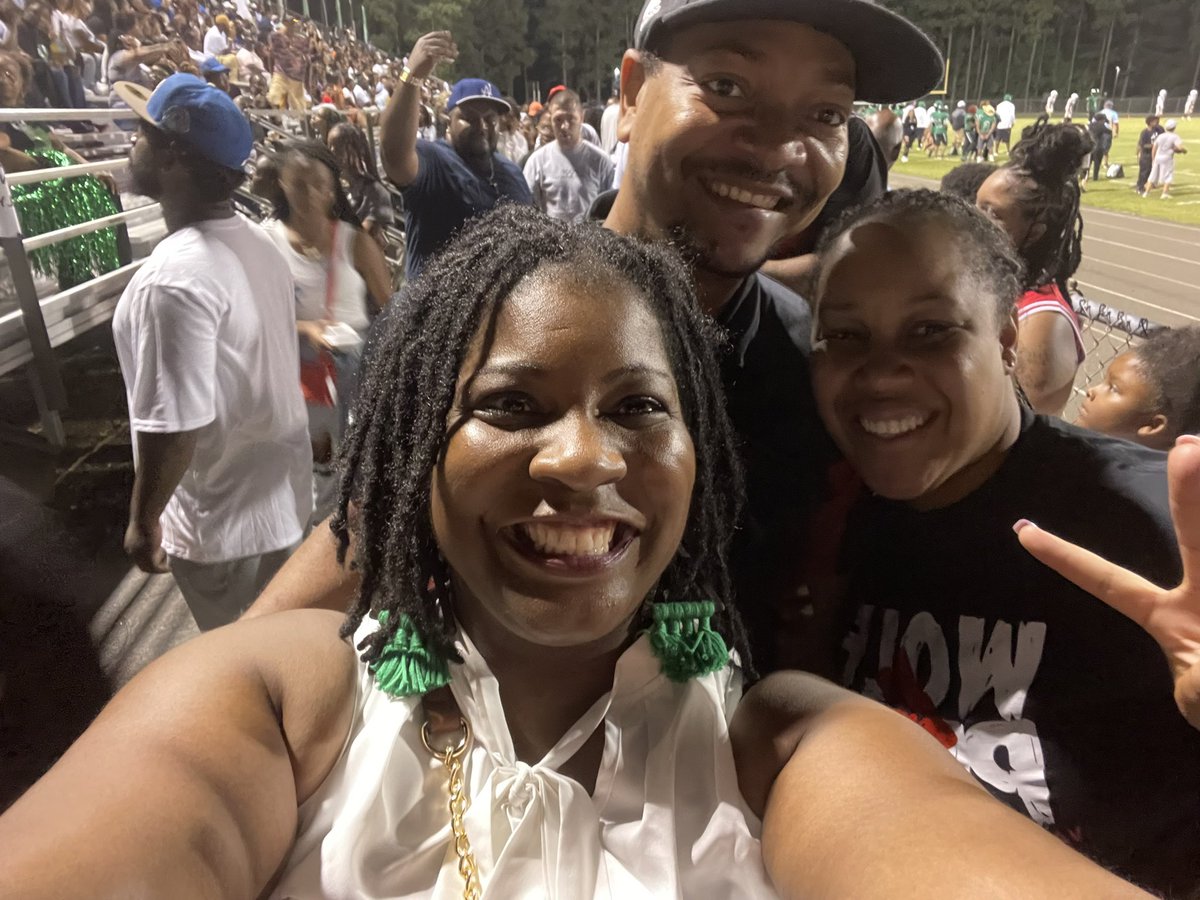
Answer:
[{"left": 270, "top": 627, "right": 779, "bottom": 899}]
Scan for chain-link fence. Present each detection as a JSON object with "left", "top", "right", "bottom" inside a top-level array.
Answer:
[{"left": 1065, "top": 291, "right": 1167, "bottom": 421}]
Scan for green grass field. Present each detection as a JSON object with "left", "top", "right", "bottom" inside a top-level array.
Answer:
[{"left": 894, "top": 116, "right": 1200, "bottom": 227}]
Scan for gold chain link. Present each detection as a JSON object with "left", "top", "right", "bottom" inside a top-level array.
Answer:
[{"left": 424, "top": 718, "right": 482, "bottom": 900}]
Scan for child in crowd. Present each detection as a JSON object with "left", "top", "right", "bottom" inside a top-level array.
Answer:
[
  {"left": 1076, "top": 326, "right": 1200, "bottom": 449},
  {"left": 809, "top": 189, "right": 1200, "bottom": 896}
]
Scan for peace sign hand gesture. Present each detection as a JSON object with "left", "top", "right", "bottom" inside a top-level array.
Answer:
[{"left": 1016, "top": 436, "right": 1200, "bottom": 731}]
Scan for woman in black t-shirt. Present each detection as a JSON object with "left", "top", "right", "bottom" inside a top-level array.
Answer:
[{"left": 809, "top": 189, "right": 1200, "bottom": 895}]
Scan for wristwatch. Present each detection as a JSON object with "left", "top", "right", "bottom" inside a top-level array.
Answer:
[{"left": 398, "top": 66, "right": 424, "bottom": 88}]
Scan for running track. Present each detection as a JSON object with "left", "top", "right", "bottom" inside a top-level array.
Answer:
[{"left": 891, "top": 172, "right": 1200, "bottom": 328}]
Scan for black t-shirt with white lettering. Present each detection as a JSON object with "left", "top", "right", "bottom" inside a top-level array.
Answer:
[{"left": 837, "top": 410, "right": 1200, "bottom": 894}]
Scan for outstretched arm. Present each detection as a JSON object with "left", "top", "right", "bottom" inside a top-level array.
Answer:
[
  {"left": 379, "top": 31, "right": 457, "bottom": 187},
  {"left": 0, "top": 610, "right": 356, "bottom": 899},
  {"left": 244, "top": 515, "right": 361, "bottom": 618},
  {"left": 734, "top": 674, "right": 1148, "bottom": 897}
]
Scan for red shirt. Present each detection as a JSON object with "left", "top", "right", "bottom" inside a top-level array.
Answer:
[{"left": 1016, "top": 283, "right": 1086, "bottom": 364}]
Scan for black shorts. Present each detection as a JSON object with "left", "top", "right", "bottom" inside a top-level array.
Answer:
[
  {"left": 996, "top": 128, "right": 1012, "bottom": 142},
  {"left": 933, "top": 132, "right": 947, "bottom": 145},
  {"left": 915, "top": 127, "right": 927, "bottom": 142}
]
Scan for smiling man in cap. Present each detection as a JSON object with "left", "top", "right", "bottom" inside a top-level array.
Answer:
[
  {"left": 111, "top": 74, "right": 312, "bottom": 630},
  {"left": 595, "top": 0, "right": 942, "bottom": 668},
  {"left": 378, "top": 31, "right": 532, "bottom": 282}
]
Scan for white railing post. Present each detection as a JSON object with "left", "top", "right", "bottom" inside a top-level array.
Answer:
[{"left": 0, "top": 164, "right": 68, "bottom": 447}]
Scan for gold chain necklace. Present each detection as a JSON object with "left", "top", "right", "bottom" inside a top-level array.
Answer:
[{"left": 422, "top": 717, "right": 482, "bottom": 900}]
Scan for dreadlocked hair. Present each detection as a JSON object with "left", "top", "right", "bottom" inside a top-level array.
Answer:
[
  {"left": 816, "top": 188, "right": 1025, "bottom": 324},
  {"left": 328, "top": 122, "right": 380, "bottom": 181},
  {"left": 332, "top": 203, "right": 754, "bottom": 678},
  {"left": 1130, "top": 326, "right": 1200, "bottom": 439},
  {"left": 1005, "top": 117, "right": 1094, "bottom": 291}
]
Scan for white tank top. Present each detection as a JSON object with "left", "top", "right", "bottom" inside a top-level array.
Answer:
[
  {"left": 268, "top": 218, "right": 370, "bottom": 333},
  {"left": 270, "top": 625, "right": 779, "bottom": 899}
]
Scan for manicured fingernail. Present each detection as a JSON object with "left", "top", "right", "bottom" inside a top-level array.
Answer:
[
  {"left": 1176, "top": 434, "right": 1200, "bottom": 447},
  {"left": 1013, "top": 519, "right": 1035, "bottom": 534}
]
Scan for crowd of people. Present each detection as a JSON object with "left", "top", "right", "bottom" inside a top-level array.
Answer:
[{"left": 4, "top": 0, "right": 1200, "bottom": 896}]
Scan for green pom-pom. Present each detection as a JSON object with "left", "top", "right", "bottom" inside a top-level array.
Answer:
[
  {"left": 368, "top": 611, "right": 450, "bottom": 697},
  {"left": 647, "top": 601, "right": 729, "bottom": 683}
]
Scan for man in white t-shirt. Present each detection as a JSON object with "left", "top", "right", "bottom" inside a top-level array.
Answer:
[
  {"left": 111, "top": 74, "right": 312, "bottom": 630},
  {"left": 204, "top": 14, "right": 231, "bottom": 57},
  {"left": 523, "top": 88, "right": 615, "bottom": 222},
  {"left": 600, "top": 95, "right": 620, "bottom": 154},
  {"left": 995, "top": 93, "right": 1017, "bottom": 154}
]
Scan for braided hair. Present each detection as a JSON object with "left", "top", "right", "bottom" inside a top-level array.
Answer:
[
  {"left": 327, "top": 122, "right": 381, "bottom": 182},
  {"left": 1004, "top": 117, "right": 1094, "bottom": 292},
  {"left": 333, "top": 204, "right": 754, "bottom": 677}
]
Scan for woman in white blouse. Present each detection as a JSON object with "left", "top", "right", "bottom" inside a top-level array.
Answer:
[{"left": 0, "top": 208, "right": 1157, "bottom": 898}]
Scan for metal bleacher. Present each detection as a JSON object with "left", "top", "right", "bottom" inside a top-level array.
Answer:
[{"left": 0, "top": 105, "right": 404, "bottom": 450}]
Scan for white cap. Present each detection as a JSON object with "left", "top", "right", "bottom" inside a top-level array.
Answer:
[
  {"left": 957, "top": 100, "right": 965, "bottom": 108},
  {"left": 1165, "top": 119, "right": 1178, "bottom": 130}
]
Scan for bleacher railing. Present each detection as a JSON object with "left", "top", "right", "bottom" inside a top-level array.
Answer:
[{"left": 0, "top": 107, "right": 147, "bottom": 448}]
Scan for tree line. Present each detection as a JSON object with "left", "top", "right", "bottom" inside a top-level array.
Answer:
[{"left": 347, "top": 0, "right": 1200, "bottom": 104}]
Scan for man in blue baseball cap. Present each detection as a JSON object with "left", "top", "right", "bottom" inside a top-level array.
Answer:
[
  {"left": 200, "top": 56, "right": 232, "bottom": 95},
  {"left": 110, "top": 74, "right": 313, "bottom": 629},
  {"left": 377, "top": 30, "right": 532, "bottom": 282}
]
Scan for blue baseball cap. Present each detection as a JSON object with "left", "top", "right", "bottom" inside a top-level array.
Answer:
[
  {"left": 201, "top": 57, "right": 230, "bottom": 74},
  {"left": 113, "top": 73, "right": 252, "bottom": 171},
  {"left": 446, "top": 78, "right": 508, "bottom": 114}
]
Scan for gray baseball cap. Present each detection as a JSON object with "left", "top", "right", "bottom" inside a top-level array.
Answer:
[{"left": 634, "top": 0, "right": 943, "bottom": 104}]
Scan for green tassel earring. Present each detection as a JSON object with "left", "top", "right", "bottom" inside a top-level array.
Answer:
[
  {"left": 646, "top": 601, "right": 729, "bottom": 682},
  {"left": 369, "top": 610, "right": 451, "bottom": 697}
]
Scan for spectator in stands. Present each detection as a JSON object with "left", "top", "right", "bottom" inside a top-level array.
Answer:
[
  {"left": 1, "top": 47, "right": 120, "bottom": 290},
  {"left": 17, "top": 0, "right": 65, "bottom": 106},
  {"left": 50, "top": 0, "right": 103, "bottom": 107},
  {"left": 327, "top": 121, "right": 395, "bottom": 249},
  {"left": 975, "top": 120, "right": 1092, "bottom": 415},
  {"left": 309, "top": 101, "right": 344, "bottom": 141},
  {"left": 256, "top": 139, "right": 390, "bottom": 523},
  {"left": 110, "top": 74, "right": 312, "bottom": 629},
  {"left": 496, "top": 95, "right": 527, "bottom": 164},
  {"left": 106, "top": 12, "right": 187, "bottom": 97},
  {"left": 234, "top": 69, "right": 268, "bottom": 111},
  {"left": 379, "top": 30, "right": 531, "bottom": 282},
  {"left": 523, "top": 88, "right": 614, "bottom": 223},
  {"left": 1076, "top": 327, "right": 1200, "bottom": 449},
  {"left": 200, "top": 56, "right": 230, "bottom": 94},
  {"left": 810, "top": 189, "right": 1200, "bottom": 896},
  {"left": 267, "top": 16, "right": 307, "bottom": 110},
  {"left": 203, "top": 12, "right": 230, "bottom": 57},
  {"left": 1135, "top": 114, "right": 1164, "bottom": 196}
]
